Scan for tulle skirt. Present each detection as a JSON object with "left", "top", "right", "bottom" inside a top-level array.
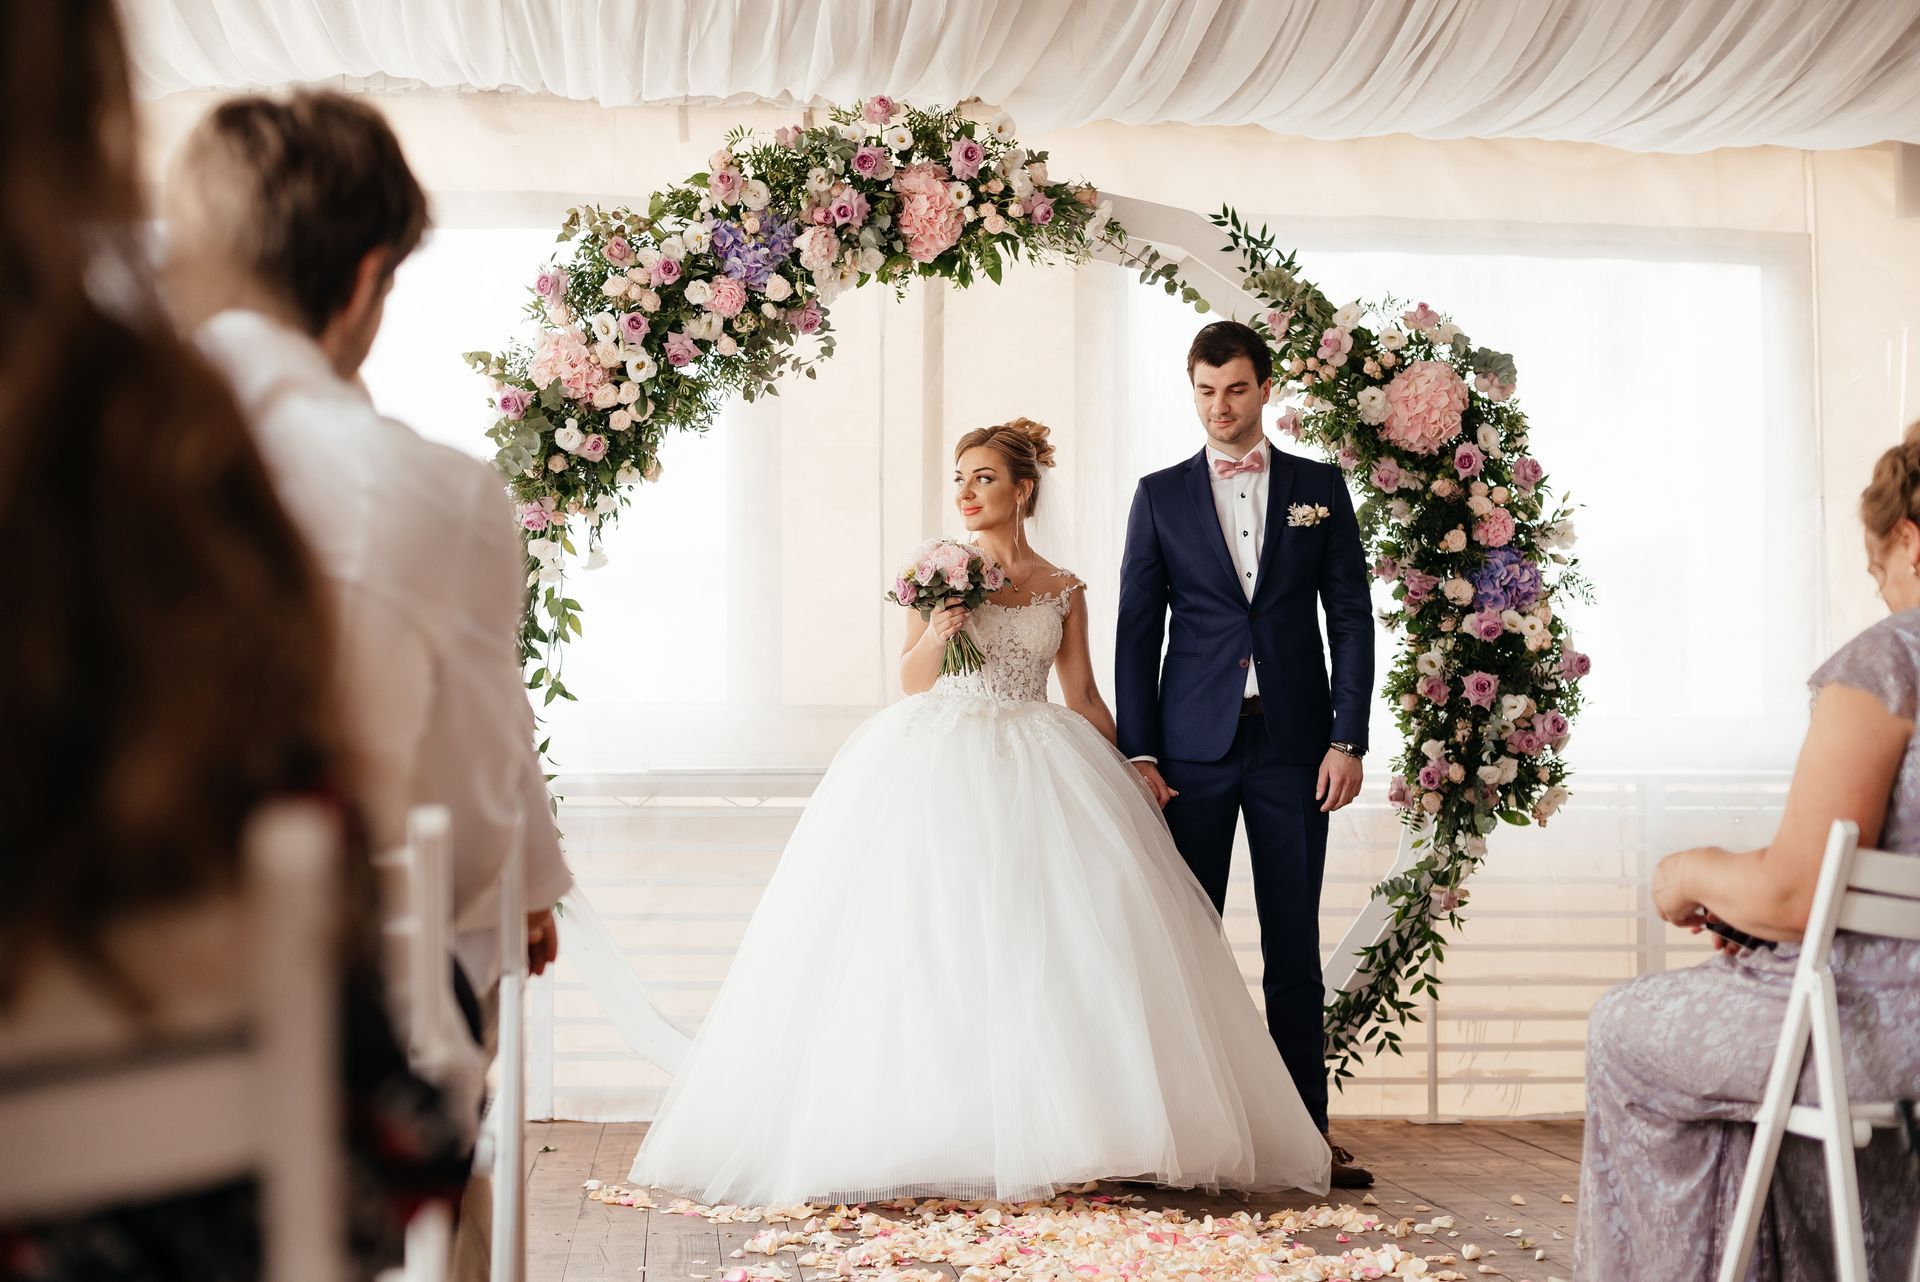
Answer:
[{"left": 629, "top": 688, "right": 1332, "bottom": 1205}]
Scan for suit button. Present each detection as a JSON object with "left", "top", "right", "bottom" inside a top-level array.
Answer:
[{"left": 1239, "top": 658, "right": 1250, "bottom": 669}]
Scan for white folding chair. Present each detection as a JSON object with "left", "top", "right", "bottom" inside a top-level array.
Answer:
[
  {"left": 0, "top": 801, "right": 347, "bottom": 1282},
  {"left": 1718, "top": 819, "right": 1920, "bottom": 1282},
  {"left": 488, "top": 818, "right": 529, "bottom": 1282},
  {"left": 374, "top": 804, "right": 461, "bottom": 1282}
]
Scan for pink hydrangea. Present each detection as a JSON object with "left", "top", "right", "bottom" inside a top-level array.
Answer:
[
  {"left": 1512, "top": 457, "right": 1544, "bottom": 492},
  {"left": 664, "top": 331, "right": 701, "bottom": 366},
  {"left": 528, "top": 326, "right": 608, "bottom": 402},
  {"left": 1461, "top": 671, "right": 1501, "bottom": 709},
  {"left": 892, "top": 162, "right": 965, "bottom": 262},
  {"left": 863, "top": 96, "right": 895, "bottom": 124},
  {"left": 1453, "top": 442, "right": 1485, "bottom": 479},
  {"left": 706, "top": 275, "right": 748, "bottom": 318},
  {"left": 1473, "top": 507, "right": 1517, "bottom": 548},
  {"left": 949, "top": 136, "right": 986, "bottom": 180},
  {"left": 1371, "top": 458, "right": 1405, "bottom": 492},
  {"left": 1380, "top": 360, "right": 1469, "bottom": 455}
]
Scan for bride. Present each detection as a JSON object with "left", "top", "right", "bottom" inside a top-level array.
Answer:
[{"left": 630, "top": 418, "right": 1331, "bottom": 1205}]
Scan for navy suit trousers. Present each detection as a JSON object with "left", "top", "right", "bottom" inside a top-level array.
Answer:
[{"left": 1159, "top": 712, "right": 1330, "bottom": 1132}]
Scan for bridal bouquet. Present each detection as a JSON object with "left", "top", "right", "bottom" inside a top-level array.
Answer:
[{"left": 888, "top": 539, "right": 1005, "bottom": 676}]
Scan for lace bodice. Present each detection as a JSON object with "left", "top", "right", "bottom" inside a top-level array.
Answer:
[{"left": 935, "top": 575, "right": 1083, "bottom": 705}]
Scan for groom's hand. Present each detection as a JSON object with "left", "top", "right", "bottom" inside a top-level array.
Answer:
[
  {"left": 1317, "top": 750, "right": 1363, "bottom": 813},
  {"left": 1132, "top": 761, "right": 1178, "bottom": 809}
]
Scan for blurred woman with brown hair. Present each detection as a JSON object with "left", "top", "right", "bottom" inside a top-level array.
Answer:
[{"left": 0, "top": 1, "right": 466, "bottom": 1276}]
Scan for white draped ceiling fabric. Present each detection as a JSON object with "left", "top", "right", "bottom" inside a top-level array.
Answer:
[{"left": 126, "top": 0, "right": 1920, "bottom": 152}]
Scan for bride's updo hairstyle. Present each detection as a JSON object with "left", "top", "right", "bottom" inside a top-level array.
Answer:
[
  {"left": 1860, "top": 419, "right": 1920, "bottom": 550},
  {"left": 954, "top": 417, "right": 1058, "bottom": 518}
]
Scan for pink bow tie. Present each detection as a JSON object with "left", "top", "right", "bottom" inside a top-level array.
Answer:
[{"left": 1213, "top": 452, "right": 1266, "bottom": 479}]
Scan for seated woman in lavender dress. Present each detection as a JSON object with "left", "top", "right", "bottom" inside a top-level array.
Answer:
[{"left": 1575, "top": 431, "right": 1920, "bottom": 1280}]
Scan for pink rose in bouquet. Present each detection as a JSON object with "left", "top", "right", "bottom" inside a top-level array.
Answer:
[
  {"left": 706, "top": 275, "right": 748, "bottom": 318},
  {"left": 619, "top": 312, "right": 650, "bottom": 345},
  {"left": 790, "top": 299, "right": 824, "bottom": 334},
  {"left": 863, "top": 96, "right": 896, "bottom": 124},
  {"left": 664, "top": 331, "right": 701, "bottom": 366},
  {"left": 1026, "top": 193, "right": 1055, "bottom": 226},
  {"left": 949, "top": 136, "right": 986, "bottom": 180},
  {"left": 886, "top": 538, "right": 1005, "bottom": 676},
  {"left": 852, "top": 145, "right": 889, "bottom": 179}
]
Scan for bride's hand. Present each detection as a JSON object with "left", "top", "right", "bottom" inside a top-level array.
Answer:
[{"left": 928, "top": 601, "right": 969, "bottom": 643}]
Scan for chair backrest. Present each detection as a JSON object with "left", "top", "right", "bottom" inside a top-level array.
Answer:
[
  {"left": 0, "top": 800, "right": 347, "bottom": 1282},
  {"left": 1804, "top": 820, "right": 1920, "bottom": 959},
  {"left": 375, "top": 805, "right": 457, "bottom": 1076}
]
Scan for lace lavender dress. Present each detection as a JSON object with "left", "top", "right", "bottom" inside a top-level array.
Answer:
[{"left": 1576, "top": 611, "right": 1920, "bottom": 1280}]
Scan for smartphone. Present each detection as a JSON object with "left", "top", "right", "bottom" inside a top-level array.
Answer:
[{"left": 1698, "top": 914, "right": 1776, "bottom": 952}]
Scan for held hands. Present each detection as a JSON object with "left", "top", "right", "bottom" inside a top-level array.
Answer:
[
  {"left": 928, "top": 600, "right": 970, "bottom": 644},
  {"left": 1317, "top": 749, "right": 1363, "bottom": 813},
  {"left": 527, "top": 906, "right": 559, "bottom": 976},
  {"left": 1132, "top": 761, "right": 1178, "bottom": 809}
]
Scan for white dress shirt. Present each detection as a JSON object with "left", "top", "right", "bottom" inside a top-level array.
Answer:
[
  {"left": 1206, "top": 439, "right": 1270, "bottom": 696},
  {"left": 198, "top": 310, "right": 573, "bottom": 993}
]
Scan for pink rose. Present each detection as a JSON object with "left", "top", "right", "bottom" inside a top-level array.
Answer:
[
  {"left": 603, "top": 236, "right": 633, "bottom": 267},
  {"left": 664, "top": 331, "right": 701, "bottom": 366},
  {"left": 1469, "top": 611, "right": 1505, "bottom": 642},
  {"left": 1401, "top": 569, "right": 1438, "bottom": 607},
  {"left": 1380, "top": 360, "right": 1469, "bottom": 455},
  {"left": 1373, "top": 556, "right": 1400, "bottom": 582},
  {"left": 534, "top": 268, "right": 569, "bottom": 302},
  {"left": 1273, "top": 408, "right": 1303, "bottom": 439},
  {"left": 619, "top": 312, "right": 650, "bottom": 345},
  {"left": 579, "top": 434, "right": 609, "bottom": 462},
  {"left": 1418, "top": 761, "right": 1446, "bottom": 791},
  {"left": 1541, "top": 710, "right": 1570, "bottom": 738},
  {"left": 1475, "top": 373, "right": 1516, "bottom": 402},
  {"left": 1337, "top": 447, "right": 1360, "bottom": 471},
  {"left": 706, "top": 275, "right": 748, "bottom": 318},
  {"left": 1473, "top": 507, "right": 1517, "bottom": 548},
  {"left": 1371, "top": 458, "right": 1405, "bottom": 492},
  {"left": 852, "top": 145, "right": 888, "bottom": 178},
  {"left": 949, "top": 136, "right": 986, "bottom": 180},
  {"left": 1387, "top": 775, "right": 1412, "bottom": 809},
  {"left": 709, "top": 166, "right": 745, "bottom": 205},
  {"left": 1317, "top": 328, "right": 1353, "bottom": 362},
  {"left": 518, "top": 503, "right": 550, "bottom": 532},
  {"left": 1417, "top": 674, "right": 1448, "bottom": 703},
  {"left": 1264, "top": 308, "right": 1294, "bottom": 334},
  {"left": 1512, "top": 457, "right": 1544, "bottom": 493},
  {"left": 808, "top": 202, "right": 834, "bottom": 226},
  {"left": 891, "top": 162, "right": 965, "bottom": 263},
  {"left": 1403, "top": 302, "right": 1442, "bottom": 331},
  {"left": 1560, "top": 649, "right": 1593, "bottom": 679},
  {"left": 497, "top": 387, "right": 532, "bottom": 420},
  {"left": 1026, "top": 194, "right": 1055, "bottom": 225},
  {"left": 1461, "top": 671, "right": 1501, "bottom": 709},
  {"left": 829, "top": 188, "right": 871, "bottom": 227},
  {"left": 651, "top": 257, "right": 683, "bottom": 287},
  {"left": 790, "top": 299, "right": 824, "bottom": 334},
  {"left": 982, "top": 564, "right": 1006, "bottom": 591},
  {"left": 863, "top": 96, "right": 895, "bottom": 124},
  {"left": 893, "top": 577, "right": 915, "bottom": 604},
  {"left": 774, "top": 125, "right": 801, "bottom": 148},
  {"left": 1453, "top": 443, "right": 1485, "bottom": 479},
  {"left": 1431, "top": 888, "right": 1463, "bottom": 913}
]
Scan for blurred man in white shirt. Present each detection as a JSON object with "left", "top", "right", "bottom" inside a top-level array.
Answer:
[{"left": 159, "top": 92, "right": 572, "bottom": 1005}]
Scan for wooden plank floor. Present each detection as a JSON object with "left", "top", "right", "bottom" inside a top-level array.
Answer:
[{"left": 524, "top": 1120, "right": 1583, "bottom": 1281}]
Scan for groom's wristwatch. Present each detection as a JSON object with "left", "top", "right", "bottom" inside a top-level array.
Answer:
[{"left": 1330, "top": 741, "right": 1364, "bottom": 759}]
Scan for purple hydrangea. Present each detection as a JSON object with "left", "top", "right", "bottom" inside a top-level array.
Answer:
[
  {"left": 1469, "top": 547, "right": 1543, "bottom": 613},
  {"left": 711, "top": 218, "right": 798, "bottom": 289}
]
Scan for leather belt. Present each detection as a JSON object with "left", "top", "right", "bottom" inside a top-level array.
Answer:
[{"left": 1240, "top": 695, "right": 1263, "bottom": 718}]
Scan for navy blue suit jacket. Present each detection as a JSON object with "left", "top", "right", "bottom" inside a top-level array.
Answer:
[{"left": 1115, "top": 445, "right": 1374, "bottom": 765}]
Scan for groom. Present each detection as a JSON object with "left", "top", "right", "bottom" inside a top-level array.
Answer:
[{"left": 1116, "top": 320, "right": 1375, "bottom": 1187}]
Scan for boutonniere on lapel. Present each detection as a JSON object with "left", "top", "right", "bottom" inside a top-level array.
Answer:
[{"left": 1286, "top": 503, "right": 1332, "bottom": 528}]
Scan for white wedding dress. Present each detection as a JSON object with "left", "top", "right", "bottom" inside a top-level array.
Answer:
[{"left": 629, "top": 575, "right": 1331, "bottom": 1205}]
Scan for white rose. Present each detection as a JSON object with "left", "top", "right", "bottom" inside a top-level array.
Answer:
[
  {"left": 1500, "top": 694, "right": 1530, "bottom": 721},
  {"left": 1380, "top": 327, "right": 1408, "bottom": 351},
  {"left": 684, "top": 278, "right": 713, "bottom": 307},
  {"left": 990, "top": 113, "right": 1016, "bottom": 142},
  {"left": 1497, "top": 756, "right": 1520, "bottom": 784},
  {"left": 635, "top": 288, "right": 662, "bottom": 313},
  {"left": 883, "top": 124, "right": 913, "bottom": 153},
  {"left": 1026, "top": 160, "right": 1049, "bottom": 186},
  {"left": 593, "top": 494, "right": 619, "bottom": 516},
  {"left": 1500, "top": 608, "right": 1526, "bottom": 632},
  {"left": 1535, "top": 785, "right": 1570, "bottom": 820},
  {"left": 1443, "top": 578, "right": 1474, "bottom": 605},
  {"left": 1356, "top": 386, "right": 1389, "bottom": 425},
  {"left": 1333, "top": 302, "right": 1364, "bottom": 330},
  {"left": 600, "top": 276, "right": 630, "bottom": 299},
  {"left": 625, "top": 351, "right": 657, "bottom": 382},
  {"left": 1009, "top": 167, "right": 1035, "bottom": 199},
  {"left": 553, "top": 425, "right": 586, "bottom": 453},
  {"left": 1477, "top": 424, "right": 1503, "bottom": 457},
  {"left": 1416, "top": 649, "right": 1445, "bottom": 677},
  {"left": 591, "top": 340, "right": 621, "bottom": 368},
  {"left": 1422, "top": 739, "right": 1447, "bottom": 759},
  {"left": 1467, "top": 494, "right": 1494, "bottom": 517},
  {"left": 761, "top": 302, "right": 780, "bottom": 318},
  {"left": 547, "top": 452, "right": 569, "bottom": 473},
  {"left": 683, "top": 223, "right": 713, "bottom": 254},
  {"left": 659, "top": 235, "right": 688, "bottom": 262},
  {"left": 807, "top": 166, "right": 832, "bottom": 193},
  {"left": 764, "top": 274, "right": 793, "bottom": 302},
  {"left": 1433, "top": 321, "right": 1461, "bottom": 345},
  {"left": 1390, "top": 498, "right": 1413, "bottom": 526},
  {"left": 615, "top": 462, "right": 642, "bottom": 486},
  {"left": 1491, "top": 485, "right": 1511, "bottom": 504},
  {"left": 635, "top": 247, "right": 662, "bottom": 270},
  {"left": 1441, "top": 528, "right": 1467, "bottom": 553},
  {"left": 591, "top": 381, "right": 620, "bottom": 409},
  {"left": 716, "top": 335, "right": 739, "bottom": 357},
  {"left": 617, "top": 380, "right": 640, "bottom": 404},
  {"left": 588, "top": 312, "right": 617, "bottom": 343},
  {"left": 524, "top": 537, "right": 559, "bottom": 563},
  {"left": 608, "top": 408, "right": 632, "bottom": 432},
  {"left": 1477, "top": 764, "right": 1504, "bottom": 785},
  {"left": 858, "top": 246, "right": 886, "bottom": 274},
  {"left": 737, "top": 178, "right": 770, "bottom": 211}
]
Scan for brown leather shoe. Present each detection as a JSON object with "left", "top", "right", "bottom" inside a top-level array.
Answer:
[{"left": 1329, "top": 1141, "right": 1374, "bottom": 1189}]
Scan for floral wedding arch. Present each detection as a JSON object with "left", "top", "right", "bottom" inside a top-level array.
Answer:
[{"left": 467, "top": 98, "right": 1591, "bottom": 1084}]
